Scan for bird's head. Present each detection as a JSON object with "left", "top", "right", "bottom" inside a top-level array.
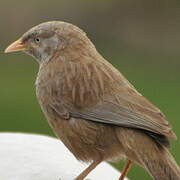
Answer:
[{"left": 5, "top": 21, "right": 93, "bottom": 64}]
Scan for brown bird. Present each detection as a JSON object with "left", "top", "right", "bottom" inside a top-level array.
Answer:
[{"left": 5, "top": 21, "right": 180, "bottom": 180}]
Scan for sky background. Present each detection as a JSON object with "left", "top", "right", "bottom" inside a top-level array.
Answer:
[{"left": 0, "top": 0, "right": 180, "bottom": 179}]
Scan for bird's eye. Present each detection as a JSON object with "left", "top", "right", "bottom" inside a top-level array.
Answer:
[{"left": 35, "top": 38, "right": 40, "bottom": 43}]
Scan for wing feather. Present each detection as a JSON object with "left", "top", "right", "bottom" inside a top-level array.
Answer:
[
  {"left": 47, "top": 59, "right": 176, "bottom": 140},
  {"left": 68, "top": 99, "right": 175, "bottom": 138}
]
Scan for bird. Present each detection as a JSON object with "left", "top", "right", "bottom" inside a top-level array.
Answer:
[{"left": 5, "top": 21, "right": 180, "bottom": 180}]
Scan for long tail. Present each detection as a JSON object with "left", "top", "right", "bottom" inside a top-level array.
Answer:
[
  {"left": 117, "top": 128, "right": 180, "bottom": 180},
  {"left": 142, "top": 148, "right": 180, "bottom": 180}
]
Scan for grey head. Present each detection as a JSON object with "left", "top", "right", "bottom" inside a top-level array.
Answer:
[{"left": 5, "top": 21, "right": 90, "bottom": 64}]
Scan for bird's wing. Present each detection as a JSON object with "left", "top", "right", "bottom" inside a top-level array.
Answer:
[
  {"left": 51, "top": 92, "right": 176, "bottom": 139},
  {"left": 70, "top": 103, "right": 175, "bottom": 139},
  {"left": 49, "top": 59, "right": 176, "bottom": 139}
]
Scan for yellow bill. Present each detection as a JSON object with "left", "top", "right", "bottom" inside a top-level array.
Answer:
[{"left": 4, "top": 39, "right": 27, "bottom": 53}]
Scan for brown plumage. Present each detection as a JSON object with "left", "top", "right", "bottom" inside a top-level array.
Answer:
[{"left": 5, "top": 21, "right": 180, "bottom": 180}]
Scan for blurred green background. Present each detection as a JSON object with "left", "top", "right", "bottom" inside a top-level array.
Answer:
[{"left": 0, "top": 0, "right": 180, "bottom": 179}]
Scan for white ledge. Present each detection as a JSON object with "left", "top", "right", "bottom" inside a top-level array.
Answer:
[{"left": 0, "top": 132, "right": 128, "bottom": 180}]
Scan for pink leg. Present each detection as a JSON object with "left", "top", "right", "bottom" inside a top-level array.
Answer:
[
  {"left": 119, "top": 160, "right": 132, "bottom": 180},
  {"left": 75, "top": 159, "right": 102, "bottom": 180}
]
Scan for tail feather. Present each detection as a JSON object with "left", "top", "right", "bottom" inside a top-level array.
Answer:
[
  {"left": 142, "top": 148, "right": 180, "bottom": 180},
  {"left": 116, "top": 128, "right": 180, "bottom": 180}
]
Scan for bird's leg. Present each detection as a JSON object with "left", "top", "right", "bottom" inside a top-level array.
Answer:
[
  {"left": 119, "top": 160, "right": 132, "bottom": 180},
  {"left": 75, "top": 159, "right": 102, "bottom": 180}
]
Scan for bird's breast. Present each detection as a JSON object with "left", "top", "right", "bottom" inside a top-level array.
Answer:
[{"left": 34, "top": 60, "right": 128, "bottom": 162}]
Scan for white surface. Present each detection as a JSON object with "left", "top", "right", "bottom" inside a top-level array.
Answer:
[{"left": 0, "top": 132, "right": 128, "bottom": 180}]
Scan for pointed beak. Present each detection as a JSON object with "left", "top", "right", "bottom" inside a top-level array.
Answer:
[{"left": 4, "top": 39, "right": 28, "bottom": 53}]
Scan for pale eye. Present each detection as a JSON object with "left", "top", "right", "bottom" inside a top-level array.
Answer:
[{"left": 35, "top": 38, "right": 40, "bottom": 43}]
